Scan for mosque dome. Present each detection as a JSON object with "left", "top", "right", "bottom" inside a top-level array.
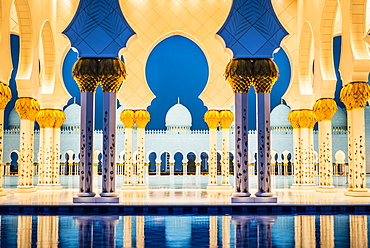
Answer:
[
  {"left": 270, "top": 104, "right": 292, "bottom": 130},
  {"left": 8, "top": 108, "right": 20, "bottom": 130},
  {"left": 62, "top": 103, "right": 81, "bottom": 130},
  {"left": 116, "top": 105, "right": 124, "bottom": 128},
  {"left": 332, "top": 107, "right": 347, "bottom": 130},
  {"left": 165, "top": 103, "right": 192, "bottom": 131}
]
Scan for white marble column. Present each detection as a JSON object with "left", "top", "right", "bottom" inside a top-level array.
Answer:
[
  {"left": 220, "top": 110, "right": 233, "bottom": 189},
  {"left": 205, "top": 110, "right": 220, "bottom": 189},
  {"left": 15, "top": 98, "right": 40, "bottom": 193},
  {"left": 0, "top": 83, "right": 11, "bottom": 195},
  {"left": 121, "top": 110, "right": 135, "bottom": 189},
  {"left": 135, "top": 110, "right": 150, "bottom": 189}
]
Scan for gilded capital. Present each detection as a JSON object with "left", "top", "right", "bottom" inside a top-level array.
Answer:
[
  {"left": 0, "top": 82, "right": 12, "bottom": 110},
  {"left": 72, "top": 58, "right": 99, "bottom": 93},
  {"left": 36, "top": 109, "right": 66, "bottom": 128},
  {"left": 15, "top": 97, "right": 40, "bottom": 121},
  {"left": 288, "top": 109, "right": 317, "bottom": 129},
  {"left": 135, "top": 110, "right": 150, "bottom": 129},
  {"left": 99, "top": 58, "right": 126, "bottom": 93},
  {"left": 224, "top": 59, "right": 253, "bottom": 93},
  {"left": 120, "top": 109, "right": 135, "bottom": 128},
  {"left": 219, "top": 110, "right": 234, "bottom": 129},
  {"left": 313, "top": 98, "right": 337, "bottom": 122},
  {"left": 340, "top": 81, "right": 370, "bottom": 110},
  {"left": 253, "top": 76, "right": 277, "bottom": 93},
  {"left": 204, "top": 110, "right": 220, "bottom": 129}
]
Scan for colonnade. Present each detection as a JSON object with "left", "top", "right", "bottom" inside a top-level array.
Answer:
[{"left": 0, "top": 82, "right": 11, "bottom": 196}]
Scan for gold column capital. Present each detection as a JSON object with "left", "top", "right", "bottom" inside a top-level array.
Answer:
[
  {"left": 36, "top": 109, "right": 66, "bottom": 128},
  {"left": 120, "top": 109, "right": 135, "bottom": 128},
  {"left": 288, "top": 109, "right": 317, "bottom": 129},
  {"left": 204, "top": 110, "right": 220, "bottom": 129},
  {"left": 15, "top": 97, "right": 40, "bottom": 121},
  {"left": 253, "top": 76, "right": 277, "bottom": 93},
  {"left": 340, "top": 81, "right": 370, "bottom": 110},
  {"left": 313, "top": 98, "right": 337, "bottom": 122},
  {"left": 99, "top": 58, "right": 126, "bottom": 93},
  {"left": 219, "top": 110, "right": 234, "bottom": 129},
  {"left": 135, "top": 110, "right": 150, "bottom": 129},
  {"left": 0, "top": 82, "right": 12, "bottom": 110},
  {"left": 224, "top": 59, "right": 253, "bottom": 93},
  {"left": 72, "top": 58, "right": 99, "bottom": 93}
]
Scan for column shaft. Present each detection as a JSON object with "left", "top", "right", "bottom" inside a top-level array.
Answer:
[
  {"left": 256, "top": 93, "right": 273, "bottom": 196},
  {"left": 17, "top": 120, "right": 35, "bottom": 189},
  {"left": 38, "top": 128, "right": 53, "bottom": 186},
  {"left": 136, "top": 128, "right": 146, "bottom": 187},
  {"left": 78, "top": 92, "right": 95, "bottom": 197},
  {"left": 221, "top": 128, "right": 231, "bottom": 186},
  {"left": 101, "top": 92, "right": 118, "bottom": 196},
  {"left": 352, "top": 108, "right": 367, "bottom": 191},
  {"left": 208, "top": 128, "right": 217, "bottom": 186},
  {"left": 318, "top": 121, "right": 334, "bottom": 187},
  {"left": 293, "top": 128, "right": 301, "bottom": 184},
  {"left": 301, "top": 128, "right": 314, "bottom": 185},
  {"left": 53, "top": 128, "right": 62, "bottom": 187},
  {"left": 347, "top": 110, "right": 354, "bottom": 189},
  {"left": 233, "top": 93, "right": 250, "bottom": 196},
  {"left": 0, "top": 110, "right": 5, "bottom": 195},
  {"left": 123, "top": 128, "right": 133, "bottom": 186}
]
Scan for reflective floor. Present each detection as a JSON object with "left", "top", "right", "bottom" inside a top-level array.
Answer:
[
  {"left": 0, "top": 175, "right": 369, "bottom": 205},
  {"left": 0, "top": 214, "right": 368, "bottom": 247}
]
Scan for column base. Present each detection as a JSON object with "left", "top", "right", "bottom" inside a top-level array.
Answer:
[
  {"left": 14, "top": 186, "right": 37, "bottom": 193},
  {"left": 37, "top": 184, "right": 63, "bottom": 190},
  {"left": 255, "top": 192, "right": 274, "bottom": 197},
  {"left": 231, "top": 196, "right": 278, "bottom": 203},
  {"left": 291, "top": 184, "right": 316, "bottom": 190},
  {"left": 206, "top": 184, "right": 220, "bottom": 190},
  {"left": 344, "top": 189, "right": 370, "bottom": 197},
  {"left": 73, "top": 196, "right": 119, "bottom": 203},
  {"left": 100, "top": 192, "right": 119, "bottom": 197},
  {"left": 316, "top": 186, "right": 337, "bottom": 193},
  {"left": 220, "top": 184, "right": 233, "bottom": 190},
  {"left": 121, "top": 184, "right": 135, "bottom": 190},
  {"left": 232, "top": 192, "right": 251, "bottom": 197},
  {"left": 134, "top": 184, "right": 148, "bottom": 190},
  {"left": 77, "top": 192, "right": 96, "bottom": 197}
]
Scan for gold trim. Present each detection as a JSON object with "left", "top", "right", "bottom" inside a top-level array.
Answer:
[
  {"left": 340, "top": 82, "right": 370, "bottom": 110},
  {"left": 36, "top": 109, "right": 66, "bottom": 129},
  {"left": 15, "top": 98, "right": 40, "bottom": 121},
  {"left": 219, "top": 110, "right": 234, "bottom": 129},
  {"left": 0, "top": 82, "right": 12, "bottom": 110},
  {"left": 313, "top": 98, "right": 337, "bottom": 122},
  {"left": 135, "top": 110, "right": 150, "bottom": 129},
  {"left": 204, "top": 110, "right": 220, "bottom": 129},
  {"left": 288, "top": 109, "right": 317, "bottom": 129},
  {"left": 120, "top": 109, "right": 135, "bottom": 129}
]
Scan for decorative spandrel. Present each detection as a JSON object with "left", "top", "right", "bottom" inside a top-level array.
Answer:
[
  {"left": 63, "top": 0, "right": 136, "bottom": 57},
  {"left": 217, "top": 0, "right": 288, "bottom": 58}
]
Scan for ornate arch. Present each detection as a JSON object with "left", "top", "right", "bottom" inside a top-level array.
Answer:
[
  {"left": 39, "top": 20, "right": 55, "bottom": 94},
  {"left": 298, "top": 21, "right": 314, "bottom": 95}
]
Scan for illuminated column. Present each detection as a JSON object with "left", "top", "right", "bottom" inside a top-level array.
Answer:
[
  {"left": 100, "top": 59, "right": 125, "bottom": 197},
  {"left": 121, "top": 110, "right": 135, "bottom": 188},
  {"left": 156, "top": 162, "right": 161, "bottom": 176},
  {"left": 209, "top": 216, "right": 218, "bottom": 248},
  {"left": 313, "top": 98, "right": 337, "bottom": 191},
  {"left": 253, "top": 64, "right": 277, "bottom": 198},
  {"left": 182, "top": 162, "right": 187, "bottom": 176},
  {"left": 135, "top": 110, "right": 150, "bottom": 189},
  {"left": 0, "top": 82, "right": 11, "bottom": 196},
  {"left": 123, "top": 216, "right": 132, "bottom": 248},
  {"left": 169, "top": 161, "right": 175, "bottom": 176},
  {"left": 15, "top": 97, "right": 40, "bottom": 192},
  {"left": 204, "top": 110, "right": 220, "bottom": 189},
  {"left": 136, "top": 216, "right": 145, "bottom": 248},
  {"left": 224, "top": 60, "right": 253, "bottom": 200},
  {"left": 341, "top": 82, "right": 370, "bottom": 196},
  {"left": 37, "top": 216, "right": 59, "bottom": 248},
  {"left": 295, "top": 216, "right": 315, "bottom": 248},
  {"left": 220, "top": 110, "right": 233, "bottom": 188},
  {"left": 36, "top": 109, "right": 65, "bottom": 189},
  {"left": 18, "top": 216, "right": 33, "bottom": 247},
  {"left": 289, "top": 110, "right": 317, "bottom": 189},
  {"left": 73, "top": 58, "right": 99, "bottom": 198},
  {"left": 222, "top": 216, "right": 231, "bottom": 248},
  {"left": 350, "top": 215, "right": 368, "bottom": 248}
]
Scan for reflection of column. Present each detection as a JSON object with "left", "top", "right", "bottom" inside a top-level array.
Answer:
[
  {"left": 254, "top": 71, "right": 277, "bottom": 197},
  {"left": 135, "top": 110, "right": 150, "bottom": 189},
  {"left": 98, "top": 216, "right": 119, "bottom": 248},
  {"left": 341, "top": 82, "right": 370, "bottom": 196},
  {"left": 73, "top": 58, "right": 99, "bottom": 198},
  {"left": 0, "top": 82, "right": 11, "bottom": 196},
  {"left": 75, "top": 217, "right": 94, "bottom": 247},
  {"left": 255, "top": 216, "right": 276, "bottom": 248},
  {"left": 209, "top": 216, "right": 217, "bottom": 248},
  {"left": 289, "top": 110, "right": 317, "bottom": 189},
  {"left": 136, "top": 216, "right": 145, "bottom": 248},
  {"left": 37, "top": 216, "right": 59, "bottom": 248},
  {"left": 295, "top": 216, "right": 315, "bottom": 248},
  {"left": 205, "top": 110, "right": 220, "bottom": 189},
  {"left": 350, "top": 215, "right": 368, "bottom": 248},
  {"left": 313, "top": 99, "right": 337, "bottom": 192},
  {"left": 220, "top": 110, "right": 233, "bottom": 188},
  {"left": 121, "top": 110, "right": 134, "bottom": 188},
  {"left": 123, "top": 216, "right": 132, "bottom": 248},
  {"left": 222, "top": 216, "right": 231, "bottom": 248},
  {"left": 18, "top": 216, "right": 32, "bottom": 248},
  {"left": 15, "top": 97, "right": 40, "bottom": 192},
  {"left": 36, "top": 109, "right": 65, "bottom": 189},
  {"left": 232, "top": 216, "right": 251, "bottom": 248},
  {"left": 100, "top": 59, "right": 125, "bottom": 197},
  {"left": 320, "top": 216, "right": 334, "bottom": 248}
]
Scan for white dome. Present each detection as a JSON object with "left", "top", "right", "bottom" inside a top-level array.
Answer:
[
  {"left": 62, "top": 104, "right": 81, "bottom": 128},
  {"left": 116, "top": 105, "right": 124, "bottom": 128},
  {"left": 270, "top": 104, "right": 292, "bottom": 128},
  {"left": 8, "top": 108, "right": 20, "bottom": 128},
  {"left": 165, "top": 103, "right": 192, "bottom": 129}
]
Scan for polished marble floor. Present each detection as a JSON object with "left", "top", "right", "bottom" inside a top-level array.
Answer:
[{"left": 1, "top": 175, "right": 370, "bottom": 206}]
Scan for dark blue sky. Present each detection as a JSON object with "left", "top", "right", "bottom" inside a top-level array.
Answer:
[{"left": 7, "top": 34, "right": 363, "bottom": 131}]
